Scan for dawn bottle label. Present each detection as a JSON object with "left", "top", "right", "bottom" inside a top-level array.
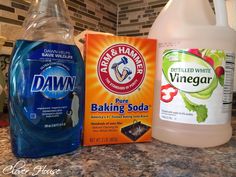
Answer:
[
  {"left": 160, "top": 49, "right": 235, "bottom": 124},
  {"left": 9, "top": 40, "right": 84, "bottom": 129}
]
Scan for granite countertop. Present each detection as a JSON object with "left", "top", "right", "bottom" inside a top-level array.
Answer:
[{"left": 0, "top": 121, "right": 235, "bottom": 177}]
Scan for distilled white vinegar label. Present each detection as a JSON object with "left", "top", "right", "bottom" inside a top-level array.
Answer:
[{"left": 160, "top": 49, "right": 235, "bottom": 124}]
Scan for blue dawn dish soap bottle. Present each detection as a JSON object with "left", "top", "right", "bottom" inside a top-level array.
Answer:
[{"left": 9, "top": 0, "right": 84, "bottom": 158}]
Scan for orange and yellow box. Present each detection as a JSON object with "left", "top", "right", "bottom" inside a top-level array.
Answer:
[{"left": 83, "top": 34, "right": 156, "bottom": 146}]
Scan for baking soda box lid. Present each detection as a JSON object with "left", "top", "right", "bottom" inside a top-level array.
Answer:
[{"left": 84, "top": 34, "right": 157, "bottom": 146}]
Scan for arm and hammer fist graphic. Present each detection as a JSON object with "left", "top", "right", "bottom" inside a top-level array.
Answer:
[{"left": 111, "top": 56, "right": 132, "bottom": 82}]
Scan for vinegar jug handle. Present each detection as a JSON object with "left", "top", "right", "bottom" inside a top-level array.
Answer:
[{"left": 214, "top": 0, "right": 228, "bottom": 26}]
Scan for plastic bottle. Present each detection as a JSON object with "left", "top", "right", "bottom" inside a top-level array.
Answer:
[
  {"left": 9, "top": 0, "right": 84, "bottom": 157},
  {"left": 148, "top": 0, "right": 236, "bottom": 147}
]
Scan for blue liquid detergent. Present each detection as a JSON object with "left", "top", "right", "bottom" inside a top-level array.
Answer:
[{"left": 9, "top": 40, "right": 84, "bottom": 158}]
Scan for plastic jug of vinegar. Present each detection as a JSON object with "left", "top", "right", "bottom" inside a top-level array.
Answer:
[
  {"left": 148, "top": 0, "right": 236, "bottom": 147},
  {"left": 9, "top": 0, "right": 84, "bottom": 157}
]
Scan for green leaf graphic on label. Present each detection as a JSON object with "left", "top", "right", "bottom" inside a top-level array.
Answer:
[
  {"left": 180, "top": 92, "right": 208, "bottom": 123},
  {"left": 219, "top": 75, "right": 224, "bottom": 87}
]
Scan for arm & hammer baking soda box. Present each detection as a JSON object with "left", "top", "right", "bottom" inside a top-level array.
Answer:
[{"left": 84, "top": 34, "right": 156, "bottom": 146}]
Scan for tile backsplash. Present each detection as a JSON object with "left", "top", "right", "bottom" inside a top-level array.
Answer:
[
  {"left": 0, "top": 0, "right": 216, "bottom": 53},
  {"left": 0, "top": 0, "right": 172, "bottom": 52},
  {"left": 0, "top": 0, "right": 117, "bottom": 54},
  {"left": 117, "top": 0, "right": 168, "bottom": 37},
  {"left": 117, "top": 0, "right": 214, "bottom": 37}
]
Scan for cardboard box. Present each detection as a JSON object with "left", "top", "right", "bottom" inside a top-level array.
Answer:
[{"left": 84, "top": 34, "right": 156, "bottom": 146}]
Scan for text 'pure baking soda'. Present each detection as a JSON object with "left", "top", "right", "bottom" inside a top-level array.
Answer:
[
  {"left": 149, "top": 0, "right": 236, "bottom": 147},
  {"left": 84, "top": 34, "right": 156, "bottom": 146},
  {"left": 9, "top": 0, "right": 84, "bottom": 158}
]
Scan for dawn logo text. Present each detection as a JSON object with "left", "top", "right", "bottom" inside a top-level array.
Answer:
[
  {"left": 31, "top": 75, "right": 76, "bottom": 92},
  {"left": 31, "top": 66, "right": 76, "bottom": 99}
]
